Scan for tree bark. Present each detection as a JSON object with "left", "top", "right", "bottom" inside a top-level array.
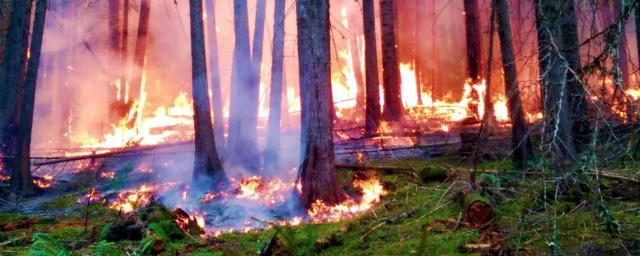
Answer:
[
  {"left": 129, "top": 0, "right": 151, "bottom": 103},
  {"left": 10, "top": 0, "right": 48, "bottom": 195},
  {"left": 296, "top": 0, "right": 345, "bottom": 208},
  {"left": 363, "top": 0, "right": 381, "bottom": 135},
  {"left": 189, "top": 0, "right": 227, "bottom": 186},
  {"left": 205, "top": 0, "right": 225, "bottom": 153},
  {"left": 263, "top": 0, "right": 286, "bottom": 174},
  {"left": 0, "top": 0, "right": 32, "bottom": 194},
  {"left": 495, "top": 0, "right": 532, "bottom": 168},
  {"left": 613, "top": 0, "right": 631, "bottom": 120},
  {"left": 464, "top": 0, "right": 482, "bottom": 84},
  {"left": 380, "top": 0, "right": 404, "bottom": 121},
  {"left": 536, "top": 0, "right": 577, "bottom": 171},
  {"left": 227, "top": 0, "right": 260, "bottom": 172}
]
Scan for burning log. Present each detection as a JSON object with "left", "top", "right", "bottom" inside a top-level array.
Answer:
[{"left": 174, "top": 208, "right": 205, "bottom": 237}]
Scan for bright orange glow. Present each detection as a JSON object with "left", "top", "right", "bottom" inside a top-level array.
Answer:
[{"left": 307, "top": 175, "right": 387, "bottom": 223}]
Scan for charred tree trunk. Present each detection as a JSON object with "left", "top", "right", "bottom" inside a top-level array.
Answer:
[
  {"left": 348, "top": 10, "right": 366, "bottom": 108},
  {"left": 129, "top": 0, "right": 151, "bottom": 104},
  {"left": 495, "top": 0, "right": 532, "bottom": 168},
  {"left": 0, "top": 0, "right": 32, "bottom": 194},
  {"left": 380, "top": 0, "right": 404, "bottom": 121},
  {"left": 10, "top": 0, "right": 48, "bottom": 195},
  {"left": 464, "top": 0, "right": 482, "bottom": 119},
  {"left": 536, "top": 0, "right": 577, "bottom": 171},
  {"left": 227, "top": 0, "right": 260, "bottom": 172},
  {"left": 296, "top": 0, "right": 345, "bottom": 208},
  {"left": 189, "top": 0, "right": 227, "bottom": 186},
  {"left": 205, "top": 0, "right": 225, "bottom": 153},
  {"left": 464, "top": 0, "right": 482, "bottom": 84},
  {"left": 263, "top": 0, "right": 286, "bottom": 174},
  {"left": 363, "top": 0, "right": 381, "bottom": 135}
]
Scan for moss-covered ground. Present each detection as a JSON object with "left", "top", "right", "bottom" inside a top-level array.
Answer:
[{"left": 1, "top": 157, "right": 639, "bottom": 255}]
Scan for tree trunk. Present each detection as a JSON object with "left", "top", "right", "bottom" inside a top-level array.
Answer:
[
  {"left": 561, "top": 0, "right": 589, "bottom": 148},
  {"left": 121, "top": 0, "right": 130, "bottom": 92},
  {"left": 227, "top": 0, "right": 260, "bottom": 172},
  {"left": 205, "top": 0, "right": 225, "bottom": 153},
  {"left": 536, "top": 0, "right": 576, "bottom": 171},
  {"left": 0, "top": 0, "right": 32, "bottom": 194},
  {"left": 296, "top": 0, "right": 345, "bottom": 208},
  {"left": 189, "top": 0, "right": 227, "bottom": 186},
  {"left": 129, "top": 0, "right": 151, "bottom": 103},
  {"left": 495, "top": 0, "right": 532, "bottom": 168},
  {"left": 363, "top": 0, "right": 381, "bottom": 135},
  {"left": 263, "top": 0, "right": 286, "bottom": 174},
  {"left": 380, "top": 0, "right": 404, "bottom": 121},
  {"left": 11, "top": 0, "right": 48, "bottom": 195},
  {"left": 613, "top": 0, "right": 631, "bottom": 120},
  {"left": 108, "top": 0, "right": 123, "bottom": 123},
  {"left": 464, "top": 0, "right": 481, "bottom": 83}
]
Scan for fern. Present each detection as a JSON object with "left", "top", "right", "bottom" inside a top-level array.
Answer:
[{"left": 28, "top": 233, "right": 69, "bottom": 256}]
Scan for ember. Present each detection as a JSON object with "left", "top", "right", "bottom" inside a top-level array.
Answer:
[{"left": 33, "top": 175, "right": 54, "bottom": 189}]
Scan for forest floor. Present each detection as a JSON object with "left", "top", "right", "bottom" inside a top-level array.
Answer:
[{"left": 1, "top": 156, "right": 640, "bottom": 255}]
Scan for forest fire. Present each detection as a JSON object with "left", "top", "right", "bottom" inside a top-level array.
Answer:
[{"left": 5, "top": 0, "right": 640, "bottom": 254}]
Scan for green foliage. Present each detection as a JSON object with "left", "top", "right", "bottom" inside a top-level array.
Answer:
[
  {"left": 89, "top": 241, "right": 119, "bottom": 256},
  {"left": 28, "top": 233, "right": 69, "bottom": 256},
  {"left": 596, "top": 202, "right": 621, "bottom": 237}
]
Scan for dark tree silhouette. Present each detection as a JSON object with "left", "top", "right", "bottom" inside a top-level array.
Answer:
[
  {"left": 264, "top": 0, "right": 286, "bottom": 174},
  {"left": 464, "top": 0, "right": 482, "bottom": 84},
  {"left": 129, "top": 0, "right": 150, "bottom": 103},
  {"left": 380, "top": 0, "right": 404, "bottom": 121},
  {"left": 296, "top": 0, "right": 346, "bottom": 208},
  {"left": 535, "top": 0, "right": 576, "bottom": 170},
  {"left": 189, "top": 0, "right": 227, "bottom": 185},
  {"left": 0, "top": 0, "right": 33, "bottom": 194},
  {"left": 495, "top": 0, "right": 532, "bottom": 168},
  {"left": 363, "top": 0, "right": 381, "bottom": 135},
  {"left": 10, "top": 0, "right": 49, "bottom": 195}
]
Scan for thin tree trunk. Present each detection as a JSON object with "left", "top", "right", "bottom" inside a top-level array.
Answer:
[
  {"left": 536, "top": 0, "right": 576, "bottom": 171},
  {"left": 227, "top": 0, "right": 260, "bottom": 172},
  {"left": 380, "top": 0, "right": 404, "bottom": 121},
  {"left": 129, "top": 0, "right": 151, "bottom": 104},
  {"left": 412, "top": 0, "right": 422, "bottom": 105},
  {"left": 495, "top": 0, "right": 532, "bottom": 168},
  {"left": 11, "top": 0, "right": 48, "bottom": 195},
  {"left": 296, "top": 0, "right": 345, "bottom": 208},
  {"left": 0, "top": 0, "right": 32, "bottom": 195},
  {"left": 614, "top": 0, "right": 632, "bottom": 120},
  {"left": 205, "top": 0, "right": 225, "bottom": 153},
  {"left": 121, "top": 0, "right": 129, "bottom": 91},
  {"left": 189, "top": 0, "right": 227, "bottom": 186},
  {"left": 263, "top": 0, "right": 286, "bottom": 174},
  {"left": 363, "top": 0, "right": 381, "bottom": 135}
]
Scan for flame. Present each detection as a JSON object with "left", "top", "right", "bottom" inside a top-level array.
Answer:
[
  {"left": 34, "top": 175, "right": 54, "bottom": 189},
  {"left": 307, "top": 175, "right": 387, "bottom": 223}
]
